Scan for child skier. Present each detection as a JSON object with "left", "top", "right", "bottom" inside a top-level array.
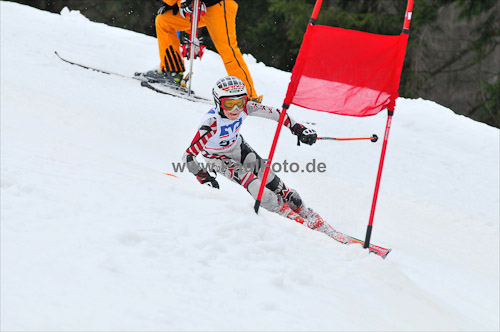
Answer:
[{"left": 182, "top": 76, "right": 335, "bottom": 232}]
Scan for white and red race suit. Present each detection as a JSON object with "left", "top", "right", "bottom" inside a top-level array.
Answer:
[{"left": 182, "top": 101, "right": 304, "bottom": 212}]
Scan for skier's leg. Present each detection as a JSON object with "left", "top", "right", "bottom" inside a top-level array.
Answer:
[
  {"left": 224, "top": 138, "right": 307, "bottom": 224},
  {"left": 155, "top": 10, "right": 192, "bottom": 73},
  {"left": 240, "top": 170, "right": 306, "bottom": 226},
  {"left": 204, "top": 151, "right": 333, "bottom": 235},
  {"left": 201, "top": 150, "right": 282, "bottom": 212},
  {"left": 238, "top": 138, "right": 331, "bottom": 229},
  {"left": 203, "top": 0, "right": 259, "bottom": 101},
  {"left": 238, "top": 138, "right": 305, "bottom": 209}
]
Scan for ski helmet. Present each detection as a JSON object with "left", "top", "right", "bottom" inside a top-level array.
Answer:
[{"left": 212, "top": 76, "right": 248, "bottom": 110}]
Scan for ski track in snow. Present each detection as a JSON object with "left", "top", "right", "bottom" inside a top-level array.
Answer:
[{"left": 1, "top": 3, "right": 499, "bottom": 331}]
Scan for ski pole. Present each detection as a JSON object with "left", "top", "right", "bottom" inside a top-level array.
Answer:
[
  {"left": 316, "top": 134, "right": 378, "bottom": 142},
  {"left": 187, "top": 0, "right": 201, "bottom": 97}
]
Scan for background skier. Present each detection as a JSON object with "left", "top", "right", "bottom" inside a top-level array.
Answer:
[{"left": 143, "top": 0, "right": 262, "bottom": 102}]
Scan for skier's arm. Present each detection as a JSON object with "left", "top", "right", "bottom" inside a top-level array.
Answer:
[
  {"left": 182, "top": 117, "right": 220, "bottom": 188},
  {"left": 246, "top": 101, "right": 297, "bottom": 128},
  {"left": 246, "top": 101, "right": 317, "bottom": 145}
]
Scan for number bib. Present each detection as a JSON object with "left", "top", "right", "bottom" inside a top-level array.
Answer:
[{"left": 200, "top": 108, "right": 247, "bottom": 153}]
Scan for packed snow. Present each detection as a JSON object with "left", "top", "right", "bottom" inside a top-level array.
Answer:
[{"left": 1, "top": 2, "right": 499, "bottom": 331}]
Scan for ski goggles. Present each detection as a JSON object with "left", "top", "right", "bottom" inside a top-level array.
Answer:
[{"left": 221, "top": 95, "right": 247, "bottom": 111}]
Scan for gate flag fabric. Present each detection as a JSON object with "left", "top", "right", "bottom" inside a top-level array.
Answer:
[{"left": 286, "top": 27, "right": 409, "bottom": 116}]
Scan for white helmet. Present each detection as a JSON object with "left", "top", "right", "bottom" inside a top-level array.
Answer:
[{"left": 212, "top": 76, "right": 248, "bottom": 109}]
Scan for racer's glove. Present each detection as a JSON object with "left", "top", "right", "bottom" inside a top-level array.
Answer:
[
  {"left": 196, "top": 170, "right": 219, "bottom": 189},
  {"left": 179, "top": 0, "right": 193, "bottom": 18},
  {"left": 181, "top": 34, "right": 206, "bottom": 59},
  {"left": 291, "top": 123, "right": 317, "bottom": 146}
]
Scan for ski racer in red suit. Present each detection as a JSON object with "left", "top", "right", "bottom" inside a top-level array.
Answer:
[{"left": 183, "top": 76, "right": 336, "bottom": 232}]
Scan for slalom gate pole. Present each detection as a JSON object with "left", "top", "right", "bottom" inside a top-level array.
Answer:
[
  {"left": 317, "top": 135, "right": 378, "bottom": 142},
  {"left": 254, "top": 0, "right": 324, "bottom": 214},
  {"left": 364, "top": 0, "right": 414, "bottom": 248},
  {"left": 254, "top": 105, "right": 289, "bottom": 213},
  {"left": 364, "top": 110, "right": 393, "bottom": 248},
  {"left": 187, "top": 0, "right": 200, "bottom": 97}
]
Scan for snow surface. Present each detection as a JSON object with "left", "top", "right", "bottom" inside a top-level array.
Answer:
[{"left": 1, "top": 2, "right": 499, "bottom": 331}]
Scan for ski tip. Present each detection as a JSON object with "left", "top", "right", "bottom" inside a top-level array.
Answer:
[
  {"left": 381, "top": 249, "right": 391, "bottom": 259},
  {"left": 372, "top": 248, "right": 391, "bottom": 259}
]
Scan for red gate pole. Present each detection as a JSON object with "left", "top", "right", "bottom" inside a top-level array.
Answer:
[
  {"left": 254, "top": 0, "right": 323, "bottom": 214},
  {"left": 364, "top": 0, "right": 414, "bottom": 248},
  {"left": 364, "top": 110, "right": 393, "bottom": 248}
]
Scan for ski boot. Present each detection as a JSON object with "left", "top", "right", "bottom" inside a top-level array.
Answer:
[
  {"left": 136, "top": 70, "right": 185, "bottom": 88},
  {"left": 278, "top": 202, "right": 308, "bottom": 226},
  {"left": 293, "top": 206, "right": 326, "bottom": 230}
]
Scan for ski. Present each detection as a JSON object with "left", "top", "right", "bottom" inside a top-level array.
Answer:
[
  {"left": 54, "top": 51, "right": 211, "bottom": 104},
  {"left": 55, "top": 51, "right": 130, "bottom": 79},
  {"left": 329, "top": 229, "right": 391, "bottom": 258},
  {"left": 139, "top": 81, "right": 212, "bottom": 104},
  {"left": 302, "top": 212, "right": 392, "bottom": 258},
  {"left": 291, "top": 211, "right": 392, "bottom": 258}
]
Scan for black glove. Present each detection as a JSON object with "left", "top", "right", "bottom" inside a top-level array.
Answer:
[
  {"left": 291, "top": 123, "right": 317, "bottom": 146},
  {"left": 179, "top": 0, "right": 193, "bottom": 18},
  {"left": 196, "top": 170, "right": 219, "bottom": 189}
]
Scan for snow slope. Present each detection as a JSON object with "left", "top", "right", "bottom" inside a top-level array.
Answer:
[{"left": 1, "top": 2, "right": 499, "bottom": 331}]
